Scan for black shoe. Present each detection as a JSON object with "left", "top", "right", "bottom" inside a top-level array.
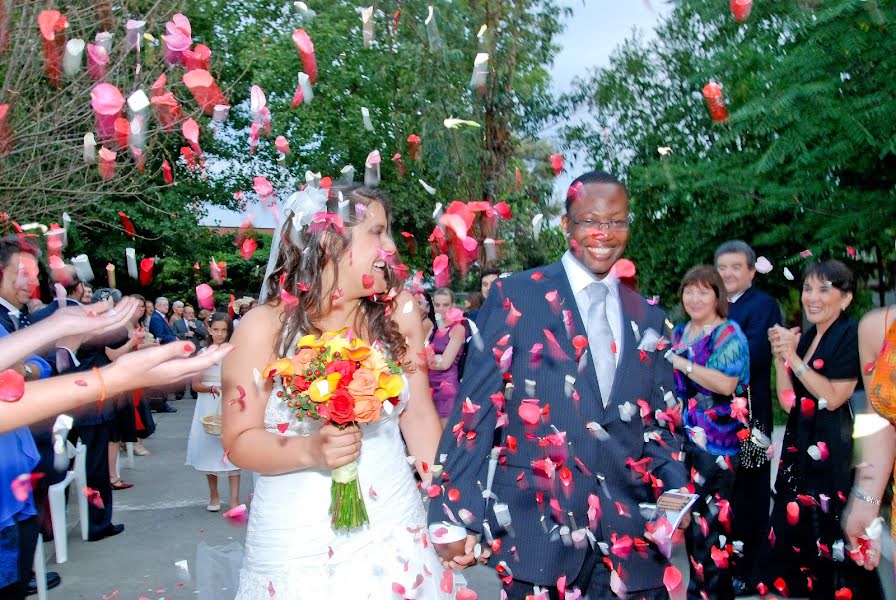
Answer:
[
  {"left": 159, "top": 402, "right": 177, "bottom": 413},
  {"left": 175, "top": 394, "right": 184, "bottom": 400},
  {"left": 87, "top": 523, "right": 125, "bottom": 542},
  {"left": 26, "top": 571, "right": 61, "bottom": 595},
  {"left": 732, "top": 577, "right": 751, "bottom": 597},
  {"left": 190, "top": 392, "right": 198, "bottom": 399}
]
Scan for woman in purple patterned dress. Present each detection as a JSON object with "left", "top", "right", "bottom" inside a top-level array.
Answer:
[{"left": 427, "top": 288, "right": 467, "bottom": 427}]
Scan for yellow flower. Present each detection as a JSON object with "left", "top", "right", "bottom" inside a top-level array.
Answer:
[
  {"left": 324, "top": 336, "right": 352, "bottom": 359},
  {"left": 297, "top": 334, "right": 324, "bottom": 349},
  {"left": 308, "top": 373, "right": 342, "bottom": 403},
  {"left": 263, "top": 358, "right": 295, "bottom": 379},
  {"left": 377, "top": 373, "right": 404, "bottom": 399}
]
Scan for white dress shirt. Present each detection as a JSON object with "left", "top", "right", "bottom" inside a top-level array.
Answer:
[
  {"left": 728, "top": 284, "right": 751, "bottom": 304},
  {"left": 0, "top": 296, "right": 22, "bottom": 329},
  {"left": 561, "top": 250, "right": 622, "bottom": 365}
]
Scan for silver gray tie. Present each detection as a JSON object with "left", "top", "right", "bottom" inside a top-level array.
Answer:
[{"left": 586, "top": 282, "right": 615, "bottom": 407}]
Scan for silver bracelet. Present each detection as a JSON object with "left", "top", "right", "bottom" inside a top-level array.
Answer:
[
  {"left": 792, "top": 362, "right": 810, "bottom": 378},
  {"left": 852, "top": 487, "right": 882, "bottom": 506}
]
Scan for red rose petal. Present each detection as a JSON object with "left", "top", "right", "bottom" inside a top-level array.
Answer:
[
  {"left": 0, "top": 369, "right": 25, "bottom": 402},
  {"left": 518, "top": 403, "right": 541, "bottom": 425},
  {"left": 835, "top": 587, "right": 853, "bottom": 600}
]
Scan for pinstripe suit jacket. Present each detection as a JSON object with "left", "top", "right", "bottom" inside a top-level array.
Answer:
[{"left": 428, "top": 260, "right": 688, "bottom": 591}]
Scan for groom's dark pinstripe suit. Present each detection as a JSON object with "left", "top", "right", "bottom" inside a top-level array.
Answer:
[{"left": 428, "top": 259, "right": 688, "bottom": 596}]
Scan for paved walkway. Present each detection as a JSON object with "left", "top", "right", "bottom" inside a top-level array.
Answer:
[{"left": 45, "top": 398, "right": 500, "bottom": 598}]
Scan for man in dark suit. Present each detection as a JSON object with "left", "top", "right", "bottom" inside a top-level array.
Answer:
[
  {"left": 0, "top": 238, "right": 54, "bottom": 380},
  {"left": 715, "top": 240, "right": 782, "bottom": 595},
  {"left": 148, "top": 296, "right": 176, "bottom": 344},
  {"left": 429, "top": 172, "right": 688, "bottom": 598},
  {"left": 172, "top": 304, "right": 208, "bottom": 346},
  {"left": 148, "top": 297, "right": 178, "bottom": 412}
]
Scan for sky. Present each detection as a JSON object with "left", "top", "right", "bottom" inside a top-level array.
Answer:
[
  {"left": 549, "top": 0, "right": 667, "bottom": 202},
  {"left": 552, "top": 0, "right": 664, "bottom": 94},
  {"left": 200, "top": 1, "right": 666, "bottom": 229}
]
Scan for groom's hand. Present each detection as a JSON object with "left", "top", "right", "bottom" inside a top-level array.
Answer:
[
  {"left": 437, "top": 534, "right": 491, "bottom": 570},
  {"left": 311, "top": 424, "right": 361, "bottom": 469}
]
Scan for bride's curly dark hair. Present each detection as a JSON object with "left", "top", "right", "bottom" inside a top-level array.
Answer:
[{"left": 262, "top": 185, "right": 407, "bottom": 363}]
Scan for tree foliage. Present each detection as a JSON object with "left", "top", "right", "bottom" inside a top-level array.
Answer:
[
  {"left": 2, "top": 0, "right": 573, "bottom": 302},
  {"left": 562, "top": 0, "right": 895, "bottom": 311},
  {"left": 186, "top": 0, "right": 571, "bottom": 288},
  {"left": 0, "top": 0, "right": 183, "bottom": 223},
  {"left": 0, "top": 0, "right": 266, "bottom": 301}
]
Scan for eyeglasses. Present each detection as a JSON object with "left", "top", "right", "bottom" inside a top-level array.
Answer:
[{"left": 570, "top": 215, "right": 632, "bottom": 231}]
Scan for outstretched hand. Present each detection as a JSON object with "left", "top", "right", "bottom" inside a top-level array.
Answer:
[
  {"left": 54, "top": 297, "right": 140, "bottom": 352},
  {"left": 102, "top": 341, "right": 234, "bottom": 396}
]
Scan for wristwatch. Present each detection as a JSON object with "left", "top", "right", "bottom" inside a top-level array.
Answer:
[{"left": 793, "top": 362, "right": 810, "bottom": 378}]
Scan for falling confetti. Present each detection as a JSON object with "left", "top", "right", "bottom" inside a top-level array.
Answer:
[{"left": 755, "top": 256, "right": 773, "bottom": 274}]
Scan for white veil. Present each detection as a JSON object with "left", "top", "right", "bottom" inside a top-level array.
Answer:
[{"left": 257, "top": 184, "right": 329, "bottom": 304}]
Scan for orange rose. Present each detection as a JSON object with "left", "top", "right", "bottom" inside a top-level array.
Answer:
[
  {"left": 347, "top": 368, "right": 378, "bottom": 397},
  {"left": 292, "top": 348, "right": 319, "bottom": 373},
  {"left": 353, "top": 395, "right": 382, "bottom": 423}
]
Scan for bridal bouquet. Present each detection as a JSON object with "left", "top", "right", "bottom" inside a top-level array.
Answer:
[{"left": 262, "top": 329, "right": 404, "bottom": 530}]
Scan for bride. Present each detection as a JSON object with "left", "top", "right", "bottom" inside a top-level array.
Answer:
[{"left": 221, "top": 185, "right": 455, "bottom": 599}]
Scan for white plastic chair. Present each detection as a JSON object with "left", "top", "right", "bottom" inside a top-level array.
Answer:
[
  {"left": 33, "top": 532, "right": 47, "bottom": 600},
  {"left": 48, "top": 441, "right": 88, "bottom": 564},
  {"left": 114, "top": 442, "right": 135, "bottom": 479}
]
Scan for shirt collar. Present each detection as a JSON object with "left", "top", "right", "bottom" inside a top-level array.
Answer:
[
  {"left": 561, "top": 250, "right": 619, "bottom": 299},
  {"left": 0, "top": 296, "right": 21, "bottom": 317},
  {"left": 728, "top": 284, "right": 752, "bottom": 304}
]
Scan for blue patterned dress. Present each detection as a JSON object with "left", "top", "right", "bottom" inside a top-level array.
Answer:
[{"left": 672, "top": 320, "right": 750, "bottom": 456}]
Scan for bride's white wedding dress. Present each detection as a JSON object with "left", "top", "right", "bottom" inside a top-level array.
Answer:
[{"left": 235, "top": 372, "right": 459, "bottom": 599}]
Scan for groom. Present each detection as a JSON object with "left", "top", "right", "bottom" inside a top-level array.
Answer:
[{"left": 428, "top": 171, "right": 688, "bottom": 598}]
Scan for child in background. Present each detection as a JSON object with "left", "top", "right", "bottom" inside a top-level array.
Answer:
[{"left": 185, "top": 313, "right": 240, "bottom": 511}]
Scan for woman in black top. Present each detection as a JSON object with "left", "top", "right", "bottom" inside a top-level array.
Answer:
[{"left": 759, "top": 260, "right": 881, "bottom": 599}]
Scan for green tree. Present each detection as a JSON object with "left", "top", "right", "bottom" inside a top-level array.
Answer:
[
  {"left": 562, "top": 0, "right": 895, "bottom": 308},
  {"left": 186, "top": 0, "right": 570, "bottom": 286}
]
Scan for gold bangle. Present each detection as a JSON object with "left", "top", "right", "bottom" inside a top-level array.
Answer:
[{"left": 92, "top": 367, "right": 106, "bottom": 410}]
